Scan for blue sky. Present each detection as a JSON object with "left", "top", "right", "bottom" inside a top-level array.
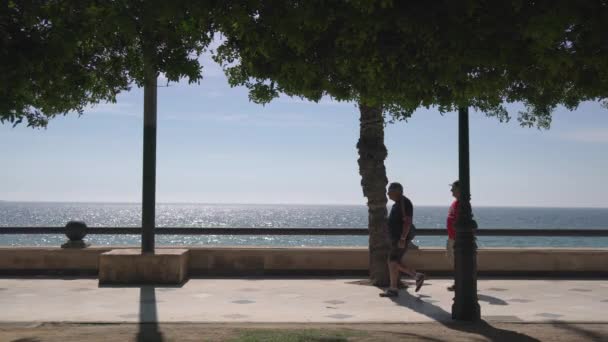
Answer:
[{"left": 1, "top": 52, "right": 607, "bottom": 207}]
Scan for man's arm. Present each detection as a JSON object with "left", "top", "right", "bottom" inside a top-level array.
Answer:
[
  {"left": 400, "top": 197, "right": 412, "bottom": 241},
  {"left": 401, "top": 215, "right": 412, "bottom": 240},
  {"left": 400, "top": 197, "right": 413, "bottom": 241}
]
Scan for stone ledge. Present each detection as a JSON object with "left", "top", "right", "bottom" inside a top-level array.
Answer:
[
  {"left": 1, "top": 247, "right": 606, "bottom": 277},
  {"left": 98, "top": 249, "right": 189, "bottom": 285}
]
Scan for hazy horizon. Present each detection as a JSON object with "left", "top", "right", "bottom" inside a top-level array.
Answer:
[{"left": 1, "top": 200, "right": 607, "bottom": 209}]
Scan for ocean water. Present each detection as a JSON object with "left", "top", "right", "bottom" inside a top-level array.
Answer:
[{"left": 0, "top": 202, "right": 607, "bottom": 247}]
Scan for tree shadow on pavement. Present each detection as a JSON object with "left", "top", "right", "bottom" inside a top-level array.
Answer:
[
  {"left": 389, "top": 290, "right": 541, "bottom": 342},
  {"left": 551, "top": 322, "right": 608, "bottom": 342}
]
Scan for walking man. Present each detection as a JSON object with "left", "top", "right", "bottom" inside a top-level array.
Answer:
[
  {"left": 380, "top": 182, "right": 425, "bottom": 297},
  {"left": 446, "top": 180, "right": 459, "bottom": 291}
]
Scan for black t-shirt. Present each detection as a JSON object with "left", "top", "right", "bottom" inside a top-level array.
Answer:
[{"left": 388, "top": 196, "right": 414, "bottom": 242}]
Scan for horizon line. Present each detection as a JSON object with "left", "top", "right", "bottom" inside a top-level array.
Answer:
[{"left": 1, "top": 200, "right": 607, "bottom": 209}]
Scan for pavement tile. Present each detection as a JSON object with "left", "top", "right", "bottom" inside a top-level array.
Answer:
[{"left": 326, "top": 314, "right": 354, "bottom": 319}]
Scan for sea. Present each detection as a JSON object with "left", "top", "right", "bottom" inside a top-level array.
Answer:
[{"left": 1, "top": 202, "right": 607, "bottom": 248}]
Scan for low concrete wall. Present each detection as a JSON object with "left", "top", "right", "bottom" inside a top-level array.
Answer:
[
  {"left": 0, "top": 247, "right": 112, "bottom": 275},
  {"left": 188, "top": 247, "right": 368, "bottom": 275},
  {"left": 0, "top": 247, "right": 606, "bottom": 276}
]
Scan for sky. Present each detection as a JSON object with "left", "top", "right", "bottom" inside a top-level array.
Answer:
[{"left": 1, "top": 52, "right": 607, "bottom": 208}]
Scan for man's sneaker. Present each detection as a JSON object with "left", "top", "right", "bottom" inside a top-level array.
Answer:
[
  {"left": 415, "top": 273, "right": 425, "bottom": 292},
  {"left": 447, "top": 284, "right": 456, "bottom": 291},
  {"left": 379, "top": 288, "right": 399, "bottom": 297}
]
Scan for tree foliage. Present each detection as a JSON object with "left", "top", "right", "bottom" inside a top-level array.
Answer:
[
  {"left": 215, "top": 0, "right": 608, "bottom": 128},
  {"left": 1, "top": 0, "right": 215, "bottom": 127},
  {"left": 4, "top": 1, "right": 605, "bottom": 128}
]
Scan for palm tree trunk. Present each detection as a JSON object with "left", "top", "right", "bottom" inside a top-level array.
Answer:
[{"left": 357, "top": 102, "right": 390, "bottom": 286}]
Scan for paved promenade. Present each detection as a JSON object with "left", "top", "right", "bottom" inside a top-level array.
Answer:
[{"left": 0, "top": 277, "right": 606, "bottom": 323}]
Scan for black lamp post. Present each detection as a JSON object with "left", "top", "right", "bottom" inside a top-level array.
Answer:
[
  {"left": 452, "top": 106, "right": 481, "bottom": 321},
  {"left": 141, "top": 59, "right": 157, "bottom": 254}
]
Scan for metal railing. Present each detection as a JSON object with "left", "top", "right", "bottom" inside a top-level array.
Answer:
[{"left": 1, "top": 227, "right": 608, "bottom": 236}]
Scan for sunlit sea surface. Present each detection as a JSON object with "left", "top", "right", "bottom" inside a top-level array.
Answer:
[{"left": 1, "top": 202, "right": 607, "bottom": 247}]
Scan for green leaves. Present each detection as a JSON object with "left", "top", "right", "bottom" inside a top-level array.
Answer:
[
  {"left": 215, "top": 1, "right": 608, "bottom": 129},
  {"left": 4, "top": 1, "right": 606, "bottom": 128},
  {"left": 1, "top": 0, "right": 215, "bottom": 127}
]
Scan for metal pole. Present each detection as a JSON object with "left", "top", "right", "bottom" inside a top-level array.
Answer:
[
  {"left": 452, "top": 106, "right": 481, "bottom": 320},
  {"left": 141, "top": 68, "right": 157, "bottom": 254}
]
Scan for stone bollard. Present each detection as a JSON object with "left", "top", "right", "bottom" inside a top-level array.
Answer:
[{"left": 61, "top": 220, "right": 90, "bottom": 248}]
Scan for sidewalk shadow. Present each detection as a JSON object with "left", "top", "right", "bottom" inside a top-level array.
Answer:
[
  {"left": 138, "top": 286, "right": 163, "bottom": 342},
  {"left": 389, "top": 290, "right": 540, "bottom": 342},
  {"left": 551, "top": 321, "right": 608, "bottom": 342},
  {"left": 100, "top": 282, "right": 188, "bottom": 342},
  {"left": 478, "top": 294, "right": 508, "bottom": 306}
]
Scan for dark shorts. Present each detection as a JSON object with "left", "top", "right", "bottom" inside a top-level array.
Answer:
[{"left": 388, "top": 240, "right": 410, "bottom": 262}]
